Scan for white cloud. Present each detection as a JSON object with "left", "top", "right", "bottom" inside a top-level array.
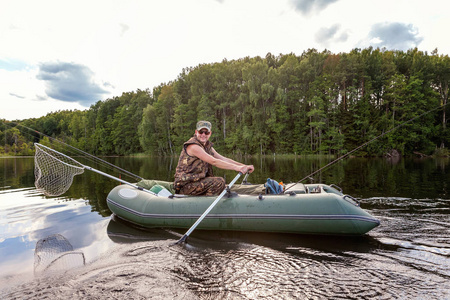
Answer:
[
  {"left": 0, "top": 0, "right": 449, "bottom": 120},
  {"left": 9, "top": 93, "right": 25, "bottom": 99},
  {"left": 315, "top": 24, "right": 342, "bottom": 47},
  {"left": 36, "top": 62, "right": 111, "bottom": 106},
  {"left": 360, "top": 22, "right": 423, "bottom": 51},
  {"left": 0, "top": 67, "right": 85, "bottom": 120},
  {"left": 290, "top": 0, "right": 339, "bottom": 16}
]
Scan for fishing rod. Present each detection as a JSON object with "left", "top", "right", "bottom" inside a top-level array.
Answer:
[
  {"left": 3, "top": 120, "right": 143, "bottom": 181},
  {"left": 284, "top": 102, "right": 450, "bottom": 192}
]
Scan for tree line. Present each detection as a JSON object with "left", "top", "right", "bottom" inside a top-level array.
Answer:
[{"left": 1, "top": 47, "right": 449, "bottom": 157}]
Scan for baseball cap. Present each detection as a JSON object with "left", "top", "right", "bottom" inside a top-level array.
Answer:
[{"left": 196, "top": 120, "right": 211, "bottom": 132}]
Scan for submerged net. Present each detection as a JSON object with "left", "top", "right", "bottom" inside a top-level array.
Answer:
[
  {"left": 34, "top": 234, "right": 85, "bottom": 275},
  {"left": 34, "top": 143, "right": 85, "bottom": 196}
]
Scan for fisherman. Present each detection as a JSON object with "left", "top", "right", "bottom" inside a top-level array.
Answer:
[{"left": 174, "top": 121, "right": 254, "bottom": 196}]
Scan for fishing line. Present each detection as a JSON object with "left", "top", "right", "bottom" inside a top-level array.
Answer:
[
  {"left": 2, "top": 121, "right": 143, "bottom": 181},
  {"left": 285, "top": 102, "right": 450, "bottom": 192}
]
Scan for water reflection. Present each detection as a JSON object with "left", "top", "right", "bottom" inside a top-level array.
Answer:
[
  {"left": 1, "top": 156, "right": 449, "bottom": 299},
  {"left": 106, "top": 202, "right": 450, "bottom": 299},
  {"left": 106, "top": 215, "right": 177, "bottom": 243},
  {"left": 170, "top": 214, "right": 449, "bottom": 299},
  {"left": 106, "top": 214, "right": 379, "bottom": 253},
  {"left": 2, "top": 156, "right": 449, "bottom": 201},
  {"left": 34, "top": 234, "right": 86, "bottom": 275},
  {"left": 0, "top": 187, "right": 114, "bottom": 290}
]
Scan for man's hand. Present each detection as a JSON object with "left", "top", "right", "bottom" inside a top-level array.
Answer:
[{"left": 239, "top": 164, "right": 255, "bottom": 174}]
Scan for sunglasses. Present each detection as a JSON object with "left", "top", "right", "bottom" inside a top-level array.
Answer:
[{"left": 198, "top": 130, "right": 210, "bottom": 135}]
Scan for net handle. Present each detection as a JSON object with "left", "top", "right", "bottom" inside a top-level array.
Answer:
[
  {"left": 36, "top": 143, "right": 85, "bottom": 171},
  {"left": 34, "top": 143, "right": 158, "bottom": 196}
]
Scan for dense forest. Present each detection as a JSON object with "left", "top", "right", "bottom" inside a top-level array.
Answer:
[{"left": 1, "top": 47, "right": 449, "bottom": 157}]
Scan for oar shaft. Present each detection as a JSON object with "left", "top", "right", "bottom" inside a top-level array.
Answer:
[{"left": 177, "top": 172, "right": 242, "bottom": 244}]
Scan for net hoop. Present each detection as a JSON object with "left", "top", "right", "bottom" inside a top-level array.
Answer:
[
  {"left": 34, "top": 143, "right": 85, "bottom": 196},
  {"left": 35, "top": 143, "right": 85, "bottom": 170},
  {"left": 34, "top": 234, "right": 86, "bottom": 275}
]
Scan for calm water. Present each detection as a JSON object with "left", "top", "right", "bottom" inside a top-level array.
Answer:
[{"left": 1, "top": 155, "right": 449, "bottom": 299}]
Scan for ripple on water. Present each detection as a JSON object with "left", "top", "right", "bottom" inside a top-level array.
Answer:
[
  {"left": 171, "top": 232, "right": 450, "bottom": 299},
  {"left": 2, "top": 240, "right": 196, "bottom": 300},
  {"left": 2, "top": 192, "right": 449, "bottom": 299}
]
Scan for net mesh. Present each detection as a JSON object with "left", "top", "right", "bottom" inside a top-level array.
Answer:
[
  {"left": 34, "top": 143, "right": 85, "bottom": 196},
  {"left": 34, "top": 234, "right": 85, "bottom": 275}
]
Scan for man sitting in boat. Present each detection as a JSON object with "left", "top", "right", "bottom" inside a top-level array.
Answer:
[{"left": 174, "top": 120, "right": 255, "bottom": 196}]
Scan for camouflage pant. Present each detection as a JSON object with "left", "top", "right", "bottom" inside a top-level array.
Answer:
[{"left": 177, "top": 176, "right": 225, "bottom": 196}]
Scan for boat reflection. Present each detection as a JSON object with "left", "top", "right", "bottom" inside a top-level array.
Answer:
[
  {"left": 106, "top": 215, "right": 178, "bottom": 243},
  {"left": 106, "top": 214, "right": 386, "bottom": 255}
]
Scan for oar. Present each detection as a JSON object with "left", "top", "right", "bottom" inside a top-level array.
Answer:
[{"left": 175, "top": 172, "right": 242, "bottom": 244}]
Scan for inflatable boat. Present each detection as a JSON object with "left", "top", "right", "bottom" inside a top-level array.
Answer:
[{"left": 106, "top": 182, "right": 380, "bottom": 235}]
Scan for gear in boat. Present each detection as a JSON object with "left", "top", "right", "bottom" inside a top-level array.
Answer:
[{"left": 107, "top": 179, "right": 379, "bottom": 236}]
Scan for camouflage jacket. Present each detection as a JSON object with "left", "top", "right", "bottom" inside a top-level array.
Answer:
[{"left": 173, "top": 136, "right": 215, "bottom": 191}]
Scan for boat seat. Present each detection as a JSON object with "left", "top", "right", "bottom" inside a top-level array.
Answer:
[
  {"left": 136, "top": 179, "right": 175, "bottom": 194},
  {"left": 284, "top": 183, "right": 306, "bottom": 194},
  {"left": 231, "top": 184, "right": 265, "bottom": 195}
]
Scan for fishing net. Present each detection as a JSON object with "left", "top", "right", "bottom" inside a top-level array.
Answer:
[
  {"left": 34, "top": 234, "right": 85, "bottom": 275},
  {"left": 34, "top": 143, "right": 85, "bottom": 196}
]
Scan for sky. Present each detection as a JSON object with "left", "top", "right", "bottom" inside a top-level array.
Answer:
[{"left": 1, "top": 0, "right": 449, "bottom": 121}]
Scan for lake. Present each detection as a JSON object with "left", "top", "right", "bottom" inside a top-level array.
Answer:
[{"left": 1, "top": 155, "right": 449, "bottom": 299}]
